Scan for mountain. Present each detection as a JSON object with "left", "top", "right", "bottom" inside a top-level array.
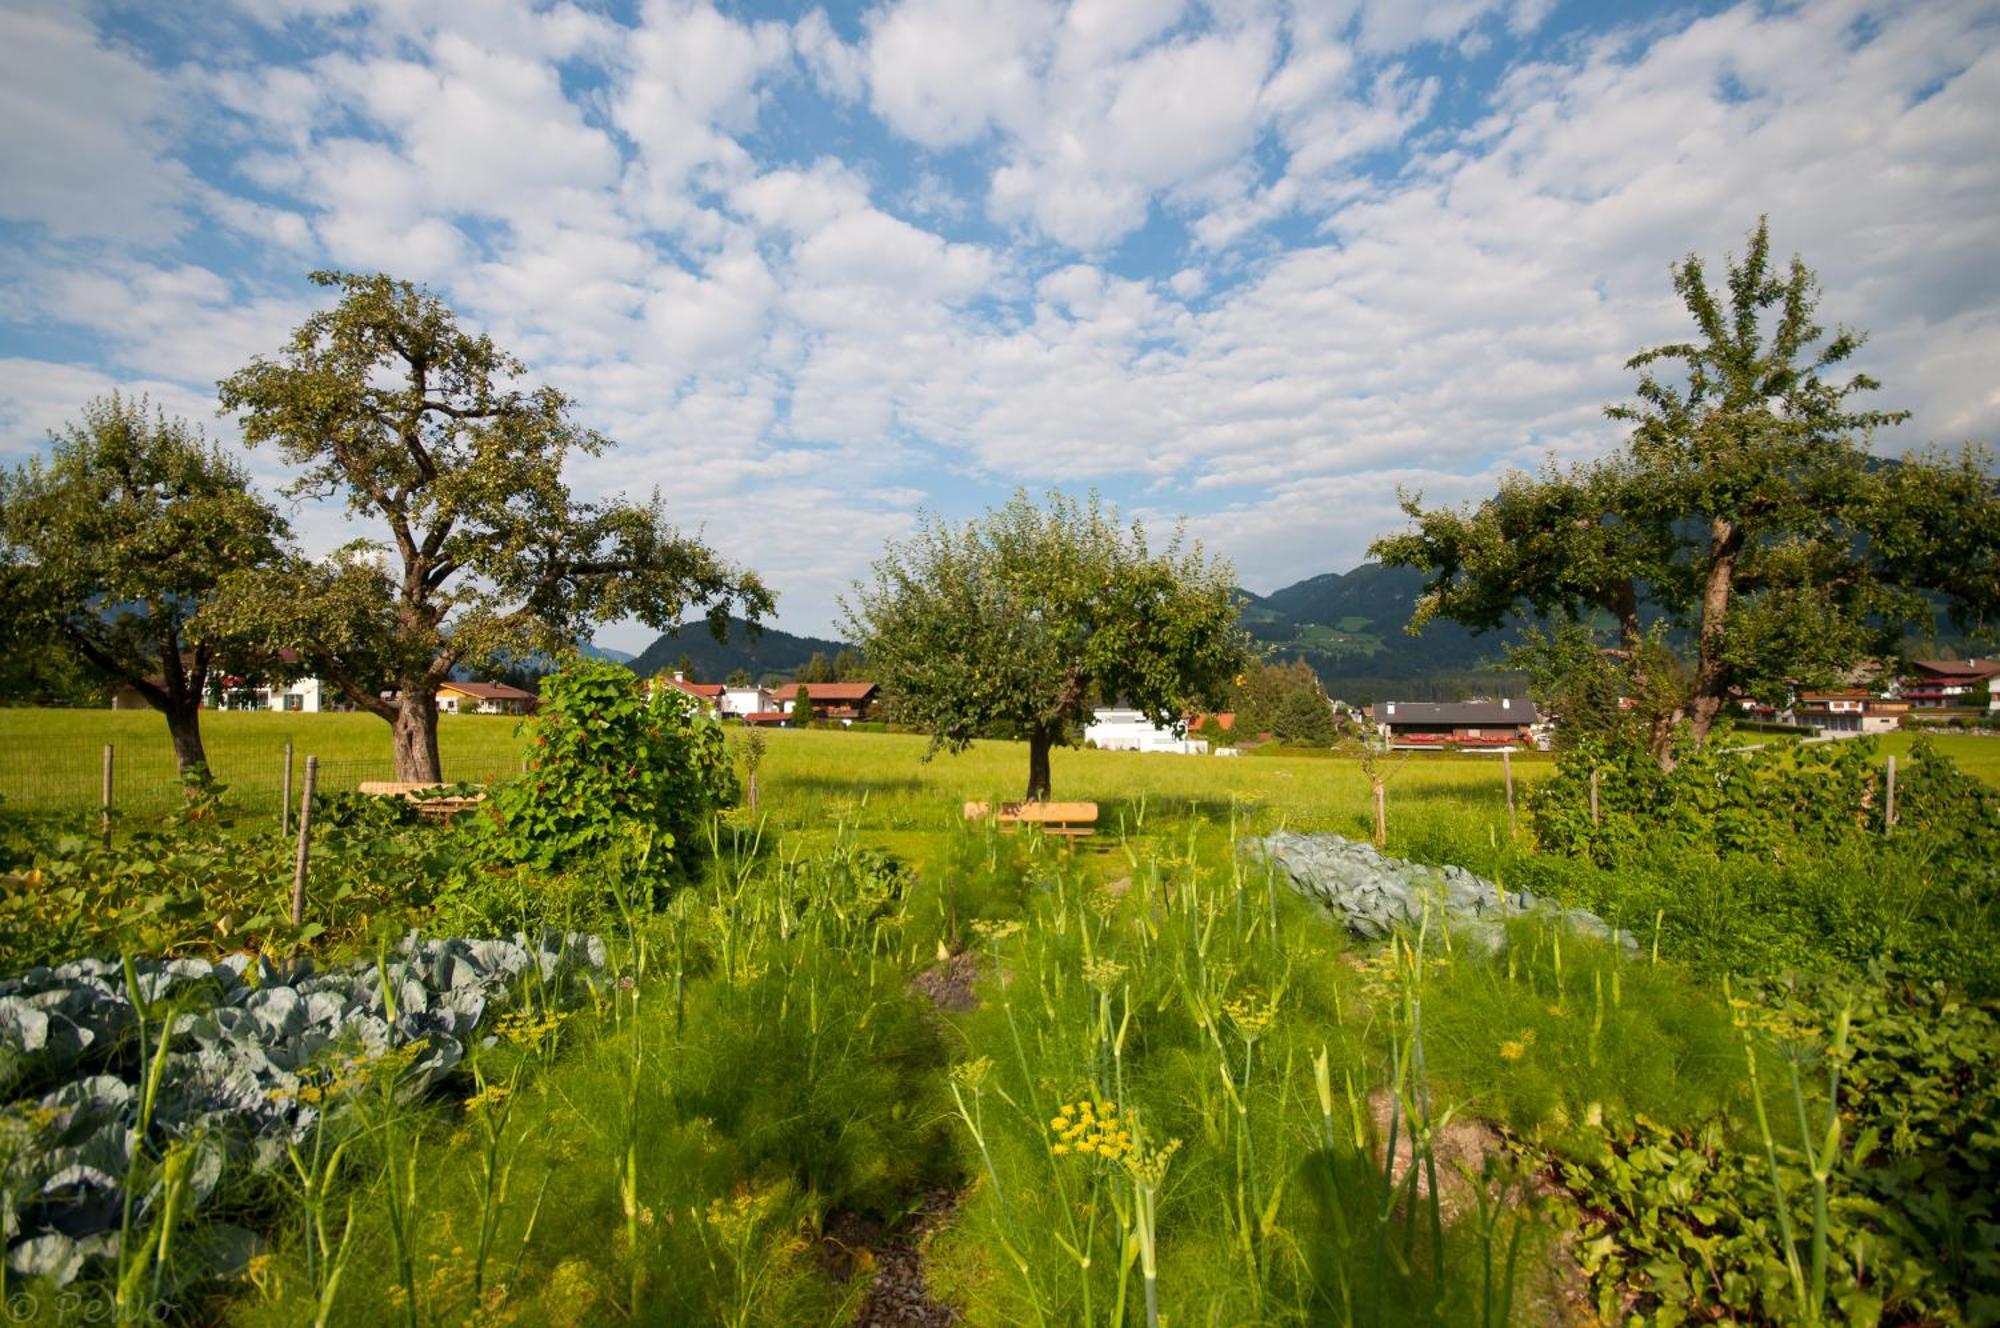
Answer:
[
  {"left": 579, "top": 642, "right": 635, "bottom": 664},
  {"left": 627, "top": 618, "right": 850, "bottom": 684},
  {"left": 1243, "top": 563, "right": 1528, "bottom": 703}
]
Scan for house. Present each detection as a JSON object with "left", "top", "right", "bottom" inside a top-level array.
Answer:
[
  {"left": 1898, "top": 658, "right": 2000, "bottom": 708},
  {"left": 786, "top": 682, "right": 879, "bottom": 723},
  {"left": 653, "top": 673, "right": 725, "bottom": 710},
  {"left": 720, "top": 684, "right": 779, "bottom": 719},
  {"left": 437, "top": 680, "right": 538, "bottom": 715},
  {"left": 1085, "top": 708, "right": 1210, "bottom": 754},
  {"left": 1375, "top": 699, "right": 1538, "bottom": 750},
  {"left": 1794, "top": 689, "right": 1908, "bottom": 737}
]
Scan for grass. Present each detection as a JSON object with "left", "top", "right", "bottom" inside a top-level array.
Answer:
[{"left": 4, "top": 705, "right": 1996, "bottom": 1323}]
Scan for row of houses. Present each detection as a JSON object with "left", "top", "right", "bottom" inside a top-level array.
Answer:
[
  {"left": 654, "top": 675, "right": 880, "bottom": 725},
  {"left": 1742, "top": 658, "right": 2000, "bottom": 735},
  {"left": 1085, "top": 699, "right": 1548, "bottom": 755}
]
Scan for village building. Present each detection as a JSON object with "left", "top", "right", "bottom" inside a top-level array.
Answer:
[
  {"left": 787, "top": 682, "right": 879, "bottom": 723},
  {"left": 1375, "top": 699, "right": 1539, "bottom": 750},
  {"left": 1792, "top": 689, "right": 1909, "bottom": 736},
  {"left": 1085, "top": 708, "right": 1211, "bottom": 754},
  {"left": 1897, "top": 658, "right": 2000, "bottom": 708},
  {"left": 653, "top": 674, "right": 725, "bottom": 710},
  {"left": 436, "top": 680, "right": 538, "bottom": 715},
  {"left": 719, "top": 684, "right": 779, "bottom": 719}
]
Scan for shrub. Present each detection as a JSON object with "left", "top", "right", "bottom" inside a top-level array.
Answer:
[{"left": 478, "top": 659, "right": 736, "bottom": 876}]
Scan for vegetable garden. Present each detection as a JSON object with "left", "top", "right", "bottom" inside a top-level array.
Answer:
[{"left": 2, "top": 661, "right": 1996, "bottom": 1325}]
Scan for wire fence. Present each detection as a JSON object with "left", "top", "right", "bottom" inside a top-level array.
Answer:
[{"left": 0, "top": 742, "right": 523, "bottom": 824}]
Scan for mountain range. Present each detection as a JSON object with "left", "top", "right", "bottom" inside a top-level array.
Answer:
[{"left": 610, "top": 564, "right": 1525, "bottom": 701}]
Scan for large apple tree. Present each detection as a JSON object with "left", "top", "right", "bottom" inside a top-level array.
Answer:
[
  {"left": 214, "top": 272, "right": 771, "bottom": 782},
  {"left": 845, "top": 490, "right": 1248, "bottom": 799},
  {"left": 1371, "top": 220, "right": 1998, "bottom": 763},
  {"left": 0, "top": 394, "right": 287, "bottom": 775}
]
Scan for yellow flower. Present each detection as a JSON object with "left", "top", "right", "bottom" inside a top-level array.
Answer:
[
  {"left": 1498, "top": 1028, "right": 1537, "bottom": 1062},
  {"left": 1048, "top": 1098, "right": 1135, "bottom": 1163},
  {"left": 463, "top": 1083, "right": 514, "bottom": 1113}
]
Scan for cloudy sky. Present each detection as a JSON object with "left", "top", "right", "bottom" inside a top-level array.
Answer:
[{"left": 1, "top": 0, "right": 1995, "bottom": 646}]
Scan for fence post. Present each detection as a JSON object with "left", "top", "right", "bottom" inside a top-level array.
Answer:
[
  {"left": 1502, "top": 748, "right": 1518, "bottom": 838},
  {"left": 1884, "top": 755, "right": 1897, "bottom": 834},
  {"left": 100, "top": 743, "right": 114, "bottom": 847},
  {"left": 281, "top": 741, "right": 294, "bottom": 838},
  {"left": 290, "top": 755, "right": 318, "bottom": 928},
  {"left": 1589, "top": 768, "right": 1601, "bottom": 828}
]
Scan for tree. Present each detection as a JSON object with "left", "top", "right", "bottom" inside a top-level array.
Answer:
[
  {"left": 832, "top": 647, "right": 864, "bottom": 681},
  {"left": 1231, "top": 658, "right": 1322, "bottom": 738},
  {"left": 792, "top": 682, "right": 812, "bottom": 724},
  {"left": 1371, "top": 220, "right": 1998, "bottom": 763},
  {"left": 1272, "top": 688, "right": 1337, "bottom": 745},
  {"left": 0, "top": 395, "right": 287, "bottom": 773},
  {"left": 674, "top": 652, "right": 698, "bottom": 682},
  {"left": 725, "top": 667, "right": 753, "bottom": 686},
  {"left": 844, "top": 490, "right": 1248, "bottom": 799},
  {"left": 214, "top": 272, "right": 772, "bottom": 782},
  {"left": 796, "top": 652, "right": 833, "bottom": 684}
]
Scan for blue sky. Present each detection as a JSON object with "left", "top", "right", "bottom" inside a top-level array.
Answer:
[{"left": 2, "top": 0, "right": 1996, "bottom": 646}]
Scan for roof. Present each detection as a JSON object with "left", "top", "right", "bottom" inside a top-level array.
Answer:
[
  {"left": 798, "top": 682, "right": 877, "bottom": 700},
  {"left": 1798, "top": 689, "right": 1874, "bottom": 701},
  {"left": 440, "top": 680, "right": 538, "bottom": 701},
  {"left": 1909, "top": 658, "right": 2000, "bottom": 679},
  {"left": 1377, "top": 699, "right": 1538, "bottom": 726},
  {"left": 1189, "top": 712, "right": 1235, "bottom": 731},
  {"left": 658, "top": 677, "right": 725, "bottom": 699}
]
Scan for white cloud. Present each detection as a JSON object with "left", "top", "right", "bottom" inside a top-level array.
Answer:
[
  {"left": 2, "top": 0, "right": 1996, "bottom": 637},
  {"left": 0, "top": 4, "right": 191, "bottom": 240}
]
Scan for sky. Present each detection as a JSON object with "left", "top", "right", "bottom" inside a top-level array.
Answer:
[{"left": 1, "top": 0, "right": 1996, "bottom": 649}]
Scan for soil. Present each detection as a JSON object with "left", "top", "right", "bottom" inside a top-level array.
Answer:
[
  {"left": 843, "top": 1189, "right": 962, "bottom": 1327},
  {"left": 912, "top": 952, "right": 981, "bottom": 1013}
]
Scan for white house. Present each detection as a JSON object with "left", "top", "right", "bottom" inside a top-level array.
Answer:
[
  {"left": 1085, "top": 708, "right": 1208, "bottom": 754},
  {"left": 266, "top": 677, "right": 326, "bottom": 713},
  {"left": 719, "top": 684, "right": 779, "bottom": 719}
]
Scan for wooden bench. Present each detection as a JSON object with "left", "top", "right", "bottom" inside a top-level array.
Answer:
[
  {"left": 962, "top": 800, "right": 1099, "bottom": 839},
  {"left": 357, "top": 781, "right": 487, "bottom": 822}
]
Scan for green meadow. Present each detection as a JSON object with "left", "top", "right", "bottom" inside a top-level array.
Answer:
[{"left": 2, "top": 705, "right": 1996, "bottom": 1325}]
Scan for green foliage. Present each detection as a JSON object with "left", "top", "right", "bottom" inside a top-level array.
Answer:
[
  {"left": 476, "top": 659, "right": 735, "bottom": 876},
  {"left": 0, "top": 791, "right": 446, "bottom": 968},
  {"left": 1231, "top": 657, "right": 1324, "bottom": 739},
  {"left": 1547, "top": 971, "right": 1998, "bottom": 1325},
  {"left": 845, "top": 489, "right": 1248, "bottom": 797},
  {"left": 792, "top": 681, "right": 811, "bottom": 724},
  {"left": 0, "top": 394, "right": 288, "bottom": 771},
  {"left": 1372, "top": 220, "right": 2000, "bottom": 753},
  {"left": 212, "top": 270, "right": 771, "bottom": 780},
  {"left": 1272, "top": 688, "right": 1337, "bottom": 745}
]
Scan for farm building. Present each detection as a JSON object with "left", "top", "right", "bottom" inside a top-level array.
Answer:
[
  {"left": 1375, "top": 699, "right": 1538, "bottom": 750},
  {"left": 788, "top": 682, "right": 879, "bottom": 723}
]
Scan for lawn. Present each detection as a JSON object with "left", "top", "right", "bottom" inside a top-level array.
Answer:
[{"left": 7, "top": 704, "right": 1991, "bottom": 828}]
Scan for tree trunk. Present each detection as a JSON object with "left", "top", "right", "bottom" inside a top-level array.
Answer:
[
  {"left": 393, "top": 687, "right": 444, "bottom": 783},
  {"left": 1684, "top": 517, "right": 1743, "bottom": 750},
  {"left": 1026, "top": 726, "right": 1054, "bottom": 802},
  {"left": 163, "top": 700, "right": 209, "bottom": 778}
]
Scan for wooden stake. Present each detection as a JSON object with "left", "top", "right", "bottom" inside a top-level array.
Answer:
[
  {"left": 290, "top": 755, "right": 318, "bottom": 928},
  {"left": 100, "top": 743, "right": 114, "bottom": 847},
  {"left": 1502, "top": 749, "right": 1518, "bottom": 838},
  {"left": 1589, "top": 768, "right": 1601, "bottom": 828},
  {"left": 1885, "top": 755, "right": 1897, "bottom": 834},
  {"left": 281, "top": 740, "right": 294, "bottom": 838},
  {"left": 1372, "top": 777, "right": 1387, "bottom": 848}
]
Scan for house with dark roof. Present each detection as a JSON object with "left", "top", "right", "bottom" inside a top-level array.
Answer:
[
  {"left": 1374, "top": 698, "right": 1538, "bottom": 750},
  {"left": 1898, "top": 659, "right": 2000, "bottom": 708}
]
